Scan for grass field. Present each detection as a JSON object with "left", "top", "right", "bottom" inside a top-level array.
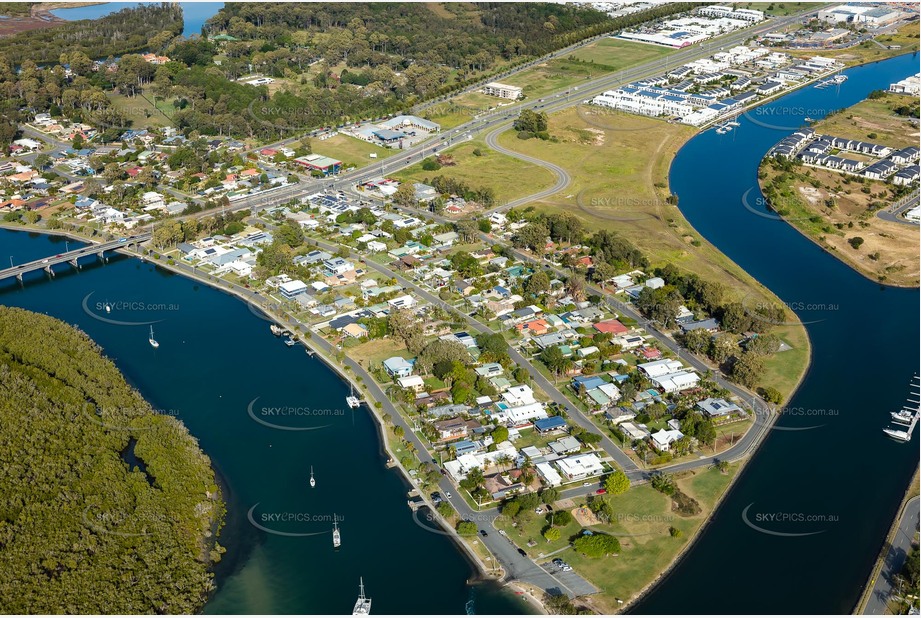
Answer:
[
  {"left": 495, "top": 108, "right": 811, "bottom": 400},
  {"left": 423, "top": 91, "right": 513, "bottom": 129},
  {"left": 108, "top": 90, "right": 175, "bottom": 129},
  {"left": 744, "top": 2, "right": 826, "bottom": 16},
  {"left": 502, "top": 465, "right": 740, "bottom": 613},
  {"left": 392, "top": 138, "right": 556, "bottom": 206},
  {"left": 812, "top": 92, "right": 920, "bottom": 150},
  {"left": 314, "top": 133, "right": 396, "bottom": 170},
  {"left": 561, "top": 37, "right": 674, "bottom": 72}
]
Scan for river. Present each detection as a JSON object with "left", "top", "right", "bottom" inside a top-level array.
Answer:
[
  {"left": 0, "top": 229, "right": 533, "bottom": 615},
  {"left": 49, "top": 2, "right": 223, "bottom": 38},
  {"left": 634, "top": 52, "right": 920, "bottom": 614}
]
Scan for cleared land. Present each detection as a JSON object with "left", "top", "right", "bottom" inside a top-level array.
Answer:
[
  {"left": 759, "top": 92, "right": 920, "bottom": 287},
  {"left": 496, "top": 108, "right": 810, "bottom": 399},
  {"left": 496, "top": 465, "right": 738, "bottom": 613},
  {"left": 393, "top": 138, "right": 556, "bottom": 206},
  {"left": 107, "top": 90, "right": 175, "bottom": 129},
  {"left": 313, "top": 133, "right": 396, "bottom": 170}
]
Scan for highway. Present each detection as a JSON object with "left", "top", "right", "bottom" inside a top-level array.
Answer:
[{"left": 208, "top": 7, "right": 818, "bottom": 218}]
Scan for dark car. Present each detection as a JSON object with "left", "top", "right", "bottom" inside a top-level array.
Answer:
[
  {"left": 479, "top": 530, "right": 488, "bottom": 538},
  {"left": 517, "top": 548, "right": 527, "bottom": 557}
]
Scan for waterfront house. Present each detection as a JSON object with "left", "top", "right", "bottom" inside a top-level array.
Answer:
[
  {"left": 697, "top": 397, "right": 743, "bottom": 418},
  {"left": 383, "top": 356, "right": 414, "bottom": 378}
]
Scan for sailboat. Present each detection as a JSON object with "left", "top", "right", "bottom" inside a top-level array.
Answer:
[
  {"left": 346, "top": 384, "right": 361, "bottom": 409},
  {"left": 352, "top": 578, "right": 372, "bottom": 615},
  {"left": 332, "top": 516, "right": 341, "bottom": 549},
  {"left": 309, "top": 466, "right": 316, "bottom": 488},
  {"left": 104, "top": 299, "right": 112, "bottom": 313},
  {"left": 148, "top": 325, "right": 159, "bottom": 348}
]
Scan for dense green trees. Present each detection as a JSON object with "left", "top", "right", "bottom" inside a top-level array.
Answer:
[
  {"left": 0, "top": 307, "right": 222, "bottom": 613},
  {"left": 572, "top": 532, "right": 620, "bottom": 557}
]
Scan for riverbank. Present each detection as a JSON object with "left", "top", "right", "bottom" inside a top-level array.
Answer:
[
  {"left": 0, "top": 220, "right": 523, "bottom": 612},
  {"left": 854, "top": 468, "right": 920, "bottom": 614}
]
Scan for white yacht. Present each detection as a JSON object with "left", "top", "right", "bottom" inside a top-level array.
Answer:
[
  {"left": 352, "top": 578, "right": 372, "bottom": 615},
  {"left": 309, "top": 466, "right": 316, "bottom": 488},
  {"left": 148, "top": 325, "right": 159, "bottom": 348},
  {"left": 332, "top": 517, "right": 341, "bottom": 549},
  {"left": 346, "top": 384, "right": 361, "bottom": 409}
]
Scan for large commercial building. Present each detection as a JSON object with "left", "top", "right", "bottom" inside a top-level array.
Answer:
[
  {"left": 483, "top": 82, "right": 523, "bottom": 100},
  {"left": 818, "top": 4, "right": 903, "bottom": 25},
  {"left": 697, "top": 5, "right": 764, "bottom": 21}
]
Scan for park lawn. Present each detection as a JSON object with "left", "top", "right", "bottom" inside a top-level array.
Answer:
[
  {"left": 393, "top": 139, "right": 555, "bottom": 205},
  {"left": 558, "top": 465, "right": 738, "bottom": 612},
  {"left": 496, "top": 108, "right": 811, "bottom": 400},
  {"left": 811, "top": 92, "right": 920, "bottom": 150},
  {"left": 494, "top": 508, "right": 584, "bottom": 558},
  {"left": 561, "top": 37, "right": 673, "bottom": 72},
  {"left": 789, "top": 22, "right": 920, "bottom": 66},
  {"left": 314, "top": 133, "right": 396, "bottom": 169},
  {"left": 108, "top": 90, "right": 175, "bottom": 129}
]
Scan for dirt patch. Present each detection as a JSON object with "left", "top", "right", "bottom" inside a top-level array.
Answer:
[
  {"left": 798, "top": 185, "right": 822, "bottom": 206},
  {"left": 670, "top": 488, "right": 701, "bottom": 516},
  {"left": 573, "top": 506, "right": 600, "bottom": 527},
  {"left": 585, "top": 127, "right": 605, "bottom": 146}
]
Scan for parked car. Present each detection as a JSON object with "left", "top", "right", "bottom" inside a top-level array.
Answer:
[
  {"left": 479, "top": 530, "right": 488, "bottom": 538},
  {"left": 595, "top": 488, "right": 607, "bottom": 495},
  {"left": 517, "top": 548, "right": 527, "bottom": 557}
]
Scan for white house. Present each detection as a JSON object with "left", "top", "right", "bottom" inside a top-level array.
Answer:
[
  {"left": 279, "top": 279, "right": 308, "bottom": 299},
  {"left": 650, "top": 371, "right": 700, "bottom": 393},
  {"left": 651, "top": 429, "right": 685, "bottom": 452},
  {"left": 502, "top": 384, "right": 536, "bottom": 407},
  {"left": 638, "top": 359, "right": 684, "bottom": 378},
  {"left": 536, "top": 462, "right": 563, "bottom": 487},
  {"left": 397, "top": 375, "right": 425, "bottom": 392},
  {"left": 556, "top": 453, "right": 604, "bottom": 481}
]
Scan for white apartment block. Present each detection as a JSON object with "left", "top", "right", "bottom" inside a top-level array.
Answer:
[{"left": 483, "top": 82, "right": 523, "bottom": 100}]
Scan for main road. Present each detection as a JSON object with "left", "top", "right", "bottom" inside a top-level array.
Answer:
[{"left": 862, "top": 495, "right": 920, "bottom": 615}]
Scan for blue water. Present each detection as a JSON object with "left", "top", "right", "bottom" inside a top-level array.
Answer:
[
  {"left": 634, "top": 52, "right": 921, "bottom": 614},
  {"left": 0, "top": 229, "right": 532, "bottom": 615},
  {"left": 50, "top": 2, "right": 223, "bottom": 38}
]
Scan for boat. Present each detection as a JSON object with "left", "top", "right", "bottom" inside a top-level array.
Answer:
[
  {"left": 305, "top": 348, "right": 315, "bottom": 357},
  {"left": 104, "top": 300, "right": 112, "bottom": 313},
  {"left": 352, "top": 578, "right": 372, "bottom": 615},
  {"left": 309, "top": 466, "right": 316, "bottom": 488},
  {"left": 148, "top": 325, "right": 159, "bottom": 348},
  {"left": 832, "top": 74, "right": 847, "bottom": 84},
  {"left": 284, "top": 337, "right": 296, "bottom": 347},
  {"left": 716, "top": 127, "right": 729, "bottom": 135},
  {"left": 332, "top": 517, "right": 341, "bottom": 548},
  {"left": 270, "top": 324, "right": 283, "bottom": 336},
  {"left": 727, "top": 120, "right": 740, "bottom": 127},
  {"left": 346, "top": 384, "right": 361, "bottom": 409},
  {"left": 891, "top": 409, "right": 915, "bottom": 425},
  {"left": 804, "top": 117, "right": 816, "bottom": 123},
  {"left": 883, "top": 426, "right": 910, "bottom": 441}
]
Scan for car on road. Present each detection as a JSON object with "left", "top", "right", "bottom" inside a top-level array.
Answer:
[
  {"left": 583, "top": 482, "right": 592, "bottom": 487},
  {"left": 517, "top": 548, "right": 527, "bottom": 557},
  {"left": 444, "top": 491, "right": 452, "bottom": 499},
  {"left": 118, "top": 237, "right": 127, "bottom": 242},
  {"left": 479, "top": 530, "right": 488, "bottom": 538},
  {"left": 41, "top": 259, "right": 48, "bottom": 264}
]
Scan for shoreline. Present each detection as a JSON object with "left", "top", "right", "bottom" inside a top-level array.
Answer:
[
  {"left": 758, "top": 167, "right": 919, "bottom": 289},
  {"left": 0, "top": 222, "right": 519, "bottom": 613},
  {"left": 853, "top": 467, "right": 921, "bottom": 614}
]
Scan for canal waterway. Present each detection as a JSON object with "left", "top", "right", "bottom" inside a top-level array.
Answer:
[{"left": 634, "top": 52, "right": 920, "bottom": 614}]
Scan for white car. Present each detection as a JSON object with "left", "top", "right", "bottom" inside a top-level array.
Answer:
[
  {"left": 445, "top": 491, "right": 452, "bottom": 499},
  {"left": 535, "top": 507, "right": 544, "bottom": 515}
]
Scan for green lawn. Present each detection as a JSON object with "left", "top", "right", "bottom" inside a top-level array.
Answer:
[
  {"left": 313, "top": 133, "right": 396, "bottom": 170},
  {"left": 556, "top": 466, "right": 738, "bottom": 612},
  {"left": 108, "top": 90, "right": 176, "bottom": 130},
  {"left": 743, "top": 2, "right": 826, "bottom": 16},
  {"left": 561, "top": 37, "right": 674, "bottom": 72},
  {"left": 393, "top": 139, "right": 555, "bottom": 206}
]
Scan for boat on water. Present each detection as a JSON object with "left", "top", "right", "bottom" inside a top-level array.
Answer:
[
  {"left": 309, "top": 466, "right": 316, "bottom": 488},
  {"left": 716, "top": 126, "right": 729, "bottom": 135},
  {"left": 346, "top": 384, "right": 361, "bottom": 409},
  {"left": 104, "top": 300, "right": 112, "bottom": 313},
  {"left": 727, "top": 120, "right": 740, "bottom": 127},
  {"left": 883, "top": 376, "right": 919, "bottom": 442},
  {"left": 284, "top": 337, "right": 296, "bottom": 347},
  {"left": 352, "top": 578, "right": 372, "bottom": 615},
  {"left": 148, "top": 325, "right": 159, "bottom": 348},
  {"left": 804, "top": 117, "right": 816, "bottom": 123},
  {"left": 883, "top": 426, "right": 911, "bottom": 441},
  {"left": 332, "top": 517, "right": 341, "bottom": 549},
  {"left": 270, "top": 324, "right": 284, "bottom": 336},
  {"left": 832, "top": 74, "right": 847, "bottom": 84}
]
